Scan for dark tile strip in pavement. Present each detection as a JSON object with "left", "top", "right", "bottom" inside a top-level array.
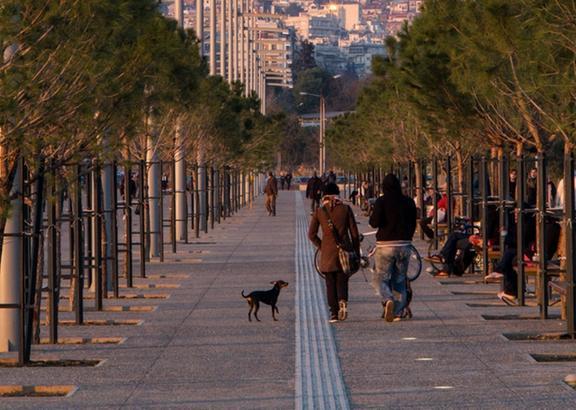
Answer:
[{"left": 295, "top": 192, "right": 350, "bottom": 410}]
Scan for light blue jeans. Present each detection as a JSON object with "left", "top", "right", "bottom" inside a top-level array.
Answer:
[{"left": 372, "top": 245, "right": 410, "bottom": 316}]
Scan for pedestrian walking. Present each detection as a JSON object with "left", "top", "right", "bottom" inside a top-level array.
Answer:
[
  {"left": 369, "top": 174, "right": 417, "bottom": 322},
  {"left": 285, "top": 172, "right": 292, "bottom": 190},
  {"left": 327, "top": 170, "right": 337, "bottom": 184},
  {"left": 264, "top": 172, "right": 278, "bottom": 216},
  {"left": 306, "top": 172, "right": 323, "bottom": 213},
  {"left": 308, "top": 183, "right": 360, "bottom": 323}
]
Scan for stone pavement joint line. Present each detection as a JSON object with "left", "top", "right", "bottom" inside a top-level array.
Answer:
[{"left": 295, "top": 192, "right": 350, "bottom": 410}]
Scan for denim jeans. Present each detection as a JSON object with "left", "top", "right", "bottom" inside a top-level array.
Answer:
[{"left": 372, "top": 245, "right": 411, "bottom": 316}]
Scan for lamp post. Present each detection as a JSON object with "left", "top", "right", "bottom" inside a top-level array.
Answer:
[{"left": 300, "top": 92, "right": 326, "bottom": 175}]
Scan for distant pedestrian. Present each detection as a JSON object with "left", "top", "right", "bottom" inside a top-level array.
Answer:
[
  {"left": 306, "top": 172, "right": 323, "bottom": 213},
  {"left": 264, "top": 172, "right": 278, "bottom": 216},
  {"left": 327, "top": 170, "right": 337, "bottom": 184},
  {"left": 526, "top": 168, "right": 537, "bottom": 207},
  {"left": 369, "top": 174, "right": 417, "bottom": 322},
  {"left": 349, "top": 189, "right": 359, "bottom": 205},
  {"left": 280, "top": 174, "right": 286, "bottom": 190},
  {"left": 120, "top": 173, "right": 138, "bottom": 203},
  {"left": 161, "top": 173, "right": 169, "bottom": 192},
  {"left": 308, "top": 183, "right": 360, "bottom": 323},
  {"left": 285, "top": 172, "right": 292, "bottom": 190},
  {"left": 508, "top": 169, "right": 517, "bottom": 201}
]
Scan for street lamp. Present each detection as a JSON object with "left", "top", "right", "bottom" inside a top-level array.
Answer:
[{"left": 300, "top": 91, "right": 326, "bottom": 175}]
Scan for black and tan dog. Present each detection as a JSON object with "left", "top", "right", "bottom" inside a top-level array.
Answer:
[{"left": 241, "top": 280, "right": 289, "bottom": 322}]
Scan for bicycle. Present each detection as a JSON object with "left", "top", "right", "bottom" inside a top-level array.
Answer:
[{"left": 314, "top": 232, "right": 423, "bottom": 282}]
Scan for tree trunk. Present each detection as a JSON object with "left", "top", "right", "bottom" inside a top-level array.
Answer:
[
  {"left": 32, "top": 234, "right": 44, "bottom": 344},
  {"left": 414, "top": 163, "right": 423, "bottom": 216},
  {"left": 0, "top": 158, "right": 22, "bottom": 353},
  {"left": 490, "top": 146, "right": 498, "bottom": 196}
]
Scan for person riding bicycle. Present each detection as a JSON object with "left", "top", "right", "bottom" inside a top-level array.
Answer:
[{"left": 369, "top": 174, "right": 417, "bottom": 322}]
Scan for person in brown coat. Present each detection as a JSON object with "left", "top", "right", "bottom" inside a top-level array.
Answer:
[
  {"left": 308, "top": 183, "right": 360, "bottom": 322},
  {"left": 264, "top": 172, "right": 278, "bottom": 216}
]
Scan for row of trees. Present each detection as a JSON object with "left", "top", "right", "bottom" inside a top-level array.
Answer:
[
  {"left": 0, "top": 0, "right": 281, "bottom": 241},
  {"left": 329, "top": 0, "right": 576, "bottom": 195}
]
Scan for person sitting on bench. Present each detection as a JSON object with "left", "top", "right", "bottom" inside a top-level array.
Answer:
[
  {"left": 419, "top": 192, "right": 447, "bottom": 239},
  {"left": 428, "top": 233, "right": 482, "bottom": 277},
  {"left": 490, "top": 211, "right": 560, "bottom": 304}
]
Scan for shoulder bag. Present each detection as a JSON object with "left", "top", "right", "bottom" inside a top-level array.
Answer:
[{"left": 321, "top": 206, "right": 360, "bottom": 276}]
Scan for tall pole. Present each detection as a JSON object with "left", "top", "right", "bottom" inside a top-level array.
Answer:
[
  {"left": 320, "top": 96, "right": 326, "bottom": 175},
  {"left": 238, "top": 0, "right": 245, "bottom": 86},
  {"left": 196, "top": 0, "right": 204, "bottom": 56},
  {"left": 232, "top": 0, "right": 239, "bottom": 81},
  {"left": 227, "top": 0, "right": 233, "bottom": 82},
  {"left": 220, "top": 0, "right": 226, "bottom": 77},
  {"left": 209, "top": 0, "right": 217, "bottom": 75},
  {"left": 260, "top": 72, "right": 266, "bottom": 115},
  {"left": 175, "top": 0, "right": 184, "bottom": 25}
]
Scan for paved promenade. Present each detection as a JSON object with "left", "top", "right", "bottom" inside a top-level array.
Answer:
[{"left": 1, "top": 191, "right": 576, "bottom": 408}]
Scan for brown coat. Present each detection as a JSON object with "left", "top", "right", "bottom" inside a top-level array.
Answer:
[
  {"left": 308, "top": 202, "right": 360, "bottom": 273},
  {"left": 264, "top": 176, "right": 278, "bottom": 196}
]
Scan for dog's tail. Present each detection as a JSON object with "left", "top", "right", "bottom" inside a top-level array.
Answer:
[{"left": 241, "top": 290, "right": 248, "bottom": 298}]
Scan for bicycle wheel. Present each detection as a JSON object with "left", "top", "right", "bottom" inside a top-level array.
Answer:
[
  {"left": 426, "top": 234, "right": 445, "bottom": 272},
  {"left": 314, "top": 248, "right": 325, "bottom": 279},
  {"left": 406, "top": 244, "right": 422, "bottom": 282}
]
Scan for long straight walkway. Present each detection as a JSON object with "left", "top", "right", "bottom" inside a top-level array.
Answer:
[{"left": 1, "top": 191, "right": 576, "bottom": 408}]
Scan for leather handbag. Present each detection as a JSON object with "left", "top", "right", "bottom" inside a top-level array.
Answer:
[{"left": 321, "top": 206, "right": 360, "bottom": 276}]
